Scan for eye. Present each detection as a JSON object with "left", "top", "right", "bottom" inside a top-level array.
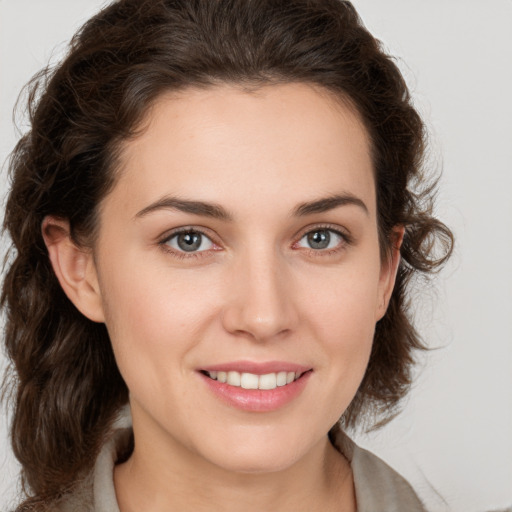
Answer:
[
  {"left": 165, "top": 230, "right": 214, "bottom": 253},
  {"left": 297, "top": 228, "right": 345, "bottom": 250}
]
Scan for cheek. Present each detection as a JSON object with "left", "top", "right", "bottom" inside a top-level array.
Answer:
[
  {"left": 98, "top": 259, "right": 222, "bottom": 375},
  {"left": 298, "top": 262, "right": 380, "bottom": 391},
  {"left": 302, "top": 261, "right": 381, "bottom": 339}
]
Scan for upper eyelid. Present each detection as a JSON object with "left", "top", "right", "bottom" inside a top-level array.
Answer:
[
  {"left": 299, "top": 227, "right": 345, "bottom": 240},
  {"left": 294, "top": 223, "right": 351, "bottom": 241},
  {"left": 159, "top": 226, "right": 216, "bottom": 244}
]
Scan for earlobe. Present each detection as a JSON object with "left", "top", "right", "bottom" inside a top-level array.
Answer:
[
  {"left": 42, "top": 216, "right": 105, "bottom": 323},
  {"left": 376, "top": 226, "right": 405, "bottom": 321}
]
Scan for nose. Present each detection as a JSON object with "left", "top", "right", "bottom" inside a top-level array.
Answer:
[{"left": 221, "top": 251, "right": 298, "bottom": 341}]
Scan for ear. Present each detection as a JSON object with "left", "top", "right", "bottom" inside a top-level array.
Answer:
[
  {"left": 375, "top": 226, "right": 405, "bottom": 321},
  {"left": 42, "top": 216, "right": 105, "bottom": 323}
]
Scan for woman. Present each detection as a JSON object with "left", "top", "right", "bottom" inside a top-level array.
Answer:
[{"left": 1, "top": 0, "right": 453, "bottom": 510}]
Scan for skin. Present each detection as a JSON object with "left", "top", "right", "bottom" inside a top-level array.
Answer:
[{"left": 43, "top": 83, "right": 402, "bottom": 511}]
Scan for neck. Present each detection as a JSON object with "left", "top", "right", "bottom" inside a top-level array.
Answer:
[{"left": 114, "top": 407, "right": 356, "bottom": 512}]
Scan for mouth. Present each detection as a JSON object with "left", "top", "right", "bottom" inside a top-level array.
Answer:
[
  {"left": 198, "top": 363, "right": 312, "bottom": 412},
  {"left": 200, "top": 369, "right": 307, "bottom": 390}
]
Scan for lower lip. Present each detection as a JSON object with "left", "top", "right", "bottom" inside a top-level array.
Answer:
[{"left": 199, "top": 371, "right": 312, "bottom": 412}]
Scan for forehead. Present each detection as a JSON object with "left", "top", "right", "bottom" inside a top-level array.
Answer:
[{"left": 110, "top": 82, "right": 376, "bottom": 219}]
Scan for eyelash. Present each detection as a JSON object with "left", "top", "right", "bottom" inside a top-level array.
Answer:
[
  {"left": 294, "top": 224, "right": 353, "bottom": 258},
  {"left": 158, "top": 227, "right": 218, "bottom": 260},
  {"left": 158, "top": 224, "right": 353, "bottom": 260}
]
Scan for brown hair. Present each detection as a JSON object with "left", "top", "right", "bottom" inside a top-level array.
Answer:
[{"left": 2, "top": 0, "right": 453, "bottom": 508}]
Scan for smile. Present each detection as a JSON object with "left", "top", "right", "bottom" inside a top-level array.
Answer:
[
  {"left": 204, "top": 370, "right": 303, "bottom": 390},
  {"left": 199, "top": 363, "right": 312, "bottom": 412}
]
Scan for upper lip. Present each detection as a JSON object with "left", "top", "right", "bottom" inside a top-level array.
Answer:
[{"left": 199, "top": 360, "right": 311, "bottom": 375}]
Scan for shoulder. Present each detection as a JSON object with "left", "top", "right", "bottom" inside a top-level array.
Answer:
[
  {"left": 54, "top": 408, "right": 132, "bottom": 512},
  {"left": 331, "top": 427, "right": 426, "bottom": 512},
  {"left": 48, "top": 474, "right": 94, "bottom": 512}
]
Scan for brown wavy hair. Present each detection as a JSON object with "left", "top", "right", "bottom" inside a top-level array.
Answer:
[{"left": 2, "top": 0, "right": 453, "bottom": 508}]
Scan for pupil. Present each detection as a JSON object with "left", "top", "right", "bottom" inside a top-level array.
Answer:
[
  {"left": 308, "top": 230, "right": 330, "bottom": 249},
  {"left": 178, "top": 232, "right": 201, "bottom": 251}
]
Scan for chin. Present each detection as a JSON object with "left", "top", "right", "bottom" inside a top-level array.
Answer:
[
  {"left": 210, "top": 450, "right": 301, "bottom": 475},
  {"left": 195, "top": 427, "right": 314, "bottom": 475}
]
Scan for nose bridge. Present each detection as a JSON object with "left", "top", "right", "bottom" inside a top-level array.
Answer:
[{"left": 222, "top": 243, "right": 296, "bottom": 340}]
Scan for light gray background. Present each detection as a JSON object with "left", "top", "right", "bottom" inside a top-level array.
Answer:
[{"left": 1, "top": 1, "right": 511, "bottom": 511}]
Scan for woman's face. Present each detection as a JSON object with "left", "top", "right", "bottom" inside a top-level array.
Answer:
[{"left": 89, "top": 83, "right": 397, "bottom": 473}]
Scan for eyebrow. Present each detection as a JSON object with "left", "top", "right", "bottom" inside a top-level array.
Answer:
[
  {"left": 135, "top": 193, "right": 368, "bottom": 220},
  {"left": 135, "top": 196, "right": 233, "bottom": 221},
  {"left": 293, "top": 194, "right": 369, "bottom": 217}
]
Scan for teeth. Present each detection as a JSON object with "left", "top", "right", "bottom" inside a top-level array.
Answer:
[
  {"left": 276, "top": 371, "right": 287, "bottom": 387},
  {"left": 206, "top": 370, "right": 304, "bottom": 390},
  {"left": 227, "top": 371, "right": 241, "bottom": 386},
  {"left": 241, "top": 372, "right": 259, "bottom": 389},
  {"left": 258, "top": 373, "right": 277, "bottom": 390}
]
